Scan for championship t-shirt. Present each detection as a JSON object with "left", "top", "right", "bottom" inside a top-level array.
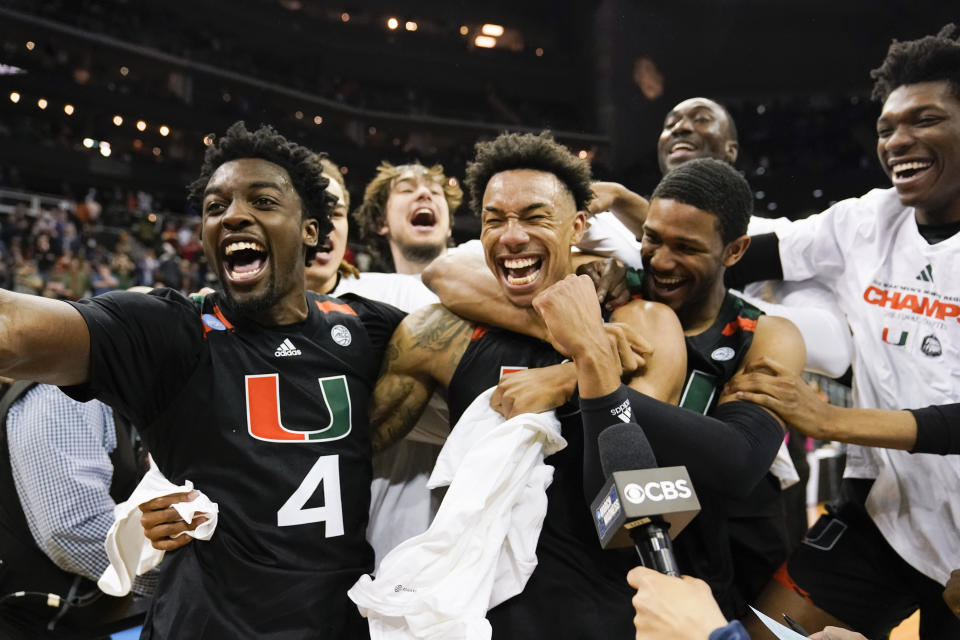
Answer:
[{"left": 777, "top": 187, "right": 960, "bottom": 585}]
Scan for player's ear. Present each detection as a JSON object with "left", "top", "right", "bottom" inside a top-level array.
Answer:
[
  {"left": 722, "top": 234, "right": 750, "bottom": 267},
  {"left": 571, "top": 211, "right": 587, "bottom": 246},
  {"left": 724, "top": 140, "right": 739, "bottom": 164},
  {"left": 302, "top": 216, "right": 319, "bottom": 248}
]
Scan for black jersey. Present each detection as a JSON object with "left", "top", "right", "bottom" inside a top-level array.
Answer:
[
  {"left": 629, "top": 271, "right": 784, "bottom": 616},
  {"left": 674, "top": 291, "right": 788, "bottom": 616},
  {"left": 679, "top": 292, "right": 762, "bottom": 414},
  {"left": 448, "top": 325, "right": 637, "bottom": 640},
  {"left": 63, "top": 289, "right": 404, "bottom": 639}
]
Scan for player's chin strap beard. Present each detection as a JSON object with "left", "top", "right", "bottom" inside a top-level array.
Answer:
[{"left": 216, "top": 279, "right": 279, "bottom": 321}]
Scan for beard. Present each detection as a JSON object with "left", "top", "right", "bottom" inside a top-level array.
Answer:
[
  {"left": 399, "top": 240, "right": 445, "bottom": 265},
  {"left": 216, "top": 275, "right": 281, "bottom": 320}
]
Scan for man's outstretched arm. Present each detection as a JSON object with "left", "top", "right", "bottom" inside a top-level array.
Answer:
[
  {"left": 586, "top": 181, "right": 649, "bottom": 239},
  {"left": 370, "top": 304, "right": 471, "bottom": 452},
  {"left": 0, "top": 290, "right": 90, "bottom": 385},
  {"left": 725, "top": 357, "right": 960, "bottom": 455}
]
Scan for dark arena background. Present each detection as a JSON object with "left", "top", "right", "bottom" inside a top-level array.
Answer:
[
  {"left": 1, "top": 3, "right": 958, "bottom": 639},
  {"left": 0, "top": 0, "right": 955, "bottom": 251}
]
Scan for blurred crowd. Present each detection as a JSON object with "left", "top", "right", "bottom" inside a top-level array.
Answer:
[{"left": 0, "top": 188, "right": 210, "bottom": 299}]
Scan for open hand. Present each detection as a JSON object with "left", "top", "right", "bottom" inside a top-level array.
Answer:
[{"left": 722, "top": 356, "right": 831, "bottom": 436}]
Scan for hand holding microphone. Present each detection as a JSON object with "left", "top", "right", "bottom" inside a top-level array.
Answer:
[{"left": 627, "top": 566, "right": 729, "bottom": 640}]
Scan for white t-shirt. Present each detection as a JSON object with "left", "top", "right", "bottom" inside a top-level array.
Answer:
[
  {"left": 777, "top": 187, "right": 960, "bottom": 584},
  {"left": 335, "top": 271, "right": 440, "bottom": 313},
  {"left": 333, "top": 271, "right": 449, "bottom": 569},
  {"left": 743, "top": 216, "right": 853, "bottom": 378}
]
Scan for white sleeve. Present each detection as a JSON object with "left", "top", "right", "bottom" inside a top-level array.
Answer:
[
  {"left": 775, "top": 200, "right": 859, "bottom": 287},
  {"left": 447, "top": 238, "right": 485, "bottom": 257},
  {"left": 575, "top": 211, "right": 644, "bottom": 269},
  {"left": 734, "top": 287, "right": 853, "bottom": 378}
]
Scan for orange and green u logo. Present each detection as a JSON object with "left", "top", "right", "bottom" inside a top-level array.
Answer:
[{"left": 246, "top": 374, "right": 352, "bottom": 442}]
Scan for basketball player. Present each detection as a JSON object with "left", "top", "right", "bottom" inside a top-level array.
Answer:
[{"left": 0, "top": 121, "right": 406, "bottom": 638}]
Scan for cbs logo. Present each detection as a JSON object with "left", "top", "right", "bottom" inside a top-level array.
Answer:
[{"left": 623, "top": 480, "right": 691, "bottom": 504}]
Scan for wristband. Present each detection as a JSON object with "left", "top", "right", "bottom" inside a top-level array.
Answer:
[{"left": 579, "top": 385, "right": 633, "bottom": 434}]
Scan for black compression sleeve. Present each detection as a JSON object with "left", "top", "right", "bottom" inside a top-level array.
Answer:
[
  {"left": 909, "top": 404, "right": 960, "bottom": 455},
  {"left": 579, "top": 387, "right": 634, "bottom": 504},
  {"left": 623, "top": 388, "right": 784, "bottom": 498},
  {"left": 724, "top": 232, "right": 783, "bottom": 290}
]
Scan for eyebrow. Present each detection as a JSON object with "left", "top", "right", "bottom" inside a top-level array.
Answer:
[
  {"left": 878, "top": 103, "right": 943, "bottom": 122},
  {"left": 393, "top": 177, "right": 442, "bottom": 189},
  {"left": 642, "top": 225, "right": 708, "bottom": 247},
  {"left": 203, "top": 181, "right": 285, "bottom": 197},
  {"left": 483, "top": 202, "right": 550, "bottom": 214},
  {"left": 665, "top": 106, "right": 716, "bottom": 122}
]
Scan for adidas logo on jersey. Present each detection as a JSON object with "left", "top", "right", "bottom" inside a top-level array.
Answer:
[
  {"left": 274, "top": 338, "right": 302, "bottom": 357},
  {"left": 610, "top": 399, "right": 632, "bottom": 423},
  {"left": 916, "top": 264, "right": 933, "bottom": 282}
]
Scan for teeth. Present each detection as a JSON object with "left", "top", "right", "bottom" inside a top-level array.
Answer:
[
  {"left": 502, "top": 257, "right": 538, "bottom": 269},
  {"left": 655, "top": 275, "right": 683, "bottom": 285},
  {"left": 506, "top": 272, "right": 538, "bottom": 286},
  {"left": 671, "top": 142, "right": 695, "bottom": 152},
  {"left": 892, "top": 160, "right": 932, "bottom": 175},
  {"left": 225, "top": 241, "right": 265, "bottom": 255},
  {"left": 414, "top": 207, "right": 433, "bottom": 215}
]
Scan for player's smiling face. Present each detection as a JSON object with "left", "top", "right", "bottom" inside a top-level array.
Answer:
[
  {"left": 480, "top": 169, "right": 585, "bottom": 308},
  {"left": 641, "top": 198, "right": 728, "bottom": 317},
  {"left": 201, "top": 158, "right": 318, "bottom": 320},
  {"left": 657, "top": 98, "right": 738, "bottom": 175},
  {"left": 876, "top": 80, "right": 960, "bottom": 223}
]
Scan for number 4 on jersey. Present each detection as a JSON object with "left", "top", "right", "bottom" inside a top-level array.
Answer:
[{"left": 277, "top": 454, "right": 344, "bottom": 534}]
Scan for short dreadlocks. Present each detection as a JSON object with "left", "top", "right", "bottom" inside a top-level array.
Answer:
[
  {"left": 870, "top": 24, "right": 960, "bottom": 102},
  {"left": 188, "top": 122, "right": 335, "bottom": 264}
]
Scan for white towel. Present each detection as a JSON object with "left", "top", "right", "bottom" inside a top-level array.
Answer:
[
  {"left": 98, "top": 465, "right": 219, "bottom": 596},
  {"left": 769, "top": 441, "right": 800, "bottom": 490},
  {"left": 349, "top": 388, "right": 566, "bottom": 640}
]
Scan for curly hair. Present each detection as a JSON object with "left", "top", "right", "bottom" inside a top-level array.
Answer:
[
  {"left": 187, "top": 122, "right": 336, "bottom": 264},
  {"left": 352, "top": 162, "right": 462, "bottom": 270},
  {"left": 870, "top": 24, "right": 960, "bottom": 102},
  {"left": 651, "top": 158, "right": 752, "bottom": 244},
  {"left": 464, "top": 131, "right": 593, "bottom": 215}
]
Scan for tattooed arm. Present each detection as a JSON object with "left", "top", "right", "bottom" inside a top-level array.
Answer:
[{"left": 370, "top": 304, "right": 473, "bottom": 452}]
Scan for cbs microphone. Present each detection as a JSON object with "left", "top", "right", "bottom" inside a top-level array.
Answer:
[{"left": 590, "top": 423, "right": 700, "bottom": 576}]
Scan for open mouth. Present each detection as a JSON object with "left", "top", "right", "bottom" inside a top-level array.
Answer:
[
  {"left": 223, "top": 240, "right": 268, "bottom": 282},
  {"left": 500, "top": 256, "right": 542, "bottom": 286},
  {"left": 650, "top": 272, "right": 686, "bottom": 294},
  {"left": 670, "top": 141, "right": 697, "bottom": 154},
  {"left": 410, "top": 207, "right": 437, "bottom": 228},
  {"left": 890, "top": 160, "right": 933, "bottom": 183},
  {"left": 316, "top": 236, "right": 334, "bottom": 255},
  {"left": 312, "top": 237, "right": 334, "bottom": 265}
]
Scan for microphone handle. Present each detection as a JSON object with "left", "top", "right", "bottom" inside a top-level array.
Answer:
[{"left": 630, "top": 521, "right": 680, "bottom": 577}]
